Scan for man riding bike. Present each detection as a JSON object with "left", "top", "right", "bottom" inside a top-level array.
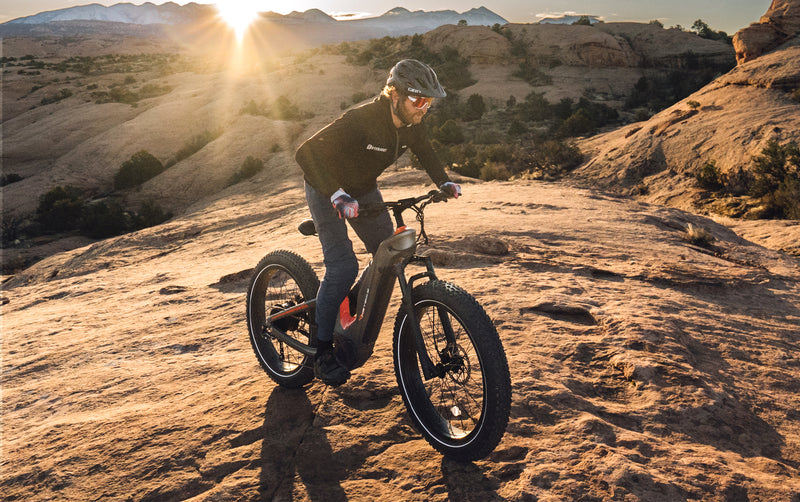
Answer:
[{"left": 295, "top": 59, "right": 462, "bottom": 386}]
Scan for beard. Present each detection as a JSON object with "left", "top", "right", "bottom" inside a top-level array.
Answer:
[{"left": 395, "top": 100, "right": 424, "bottom": 126}]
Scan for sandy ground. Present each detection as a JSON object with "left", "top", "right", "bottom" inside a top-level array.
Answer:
[{"left": 3, "top": 167, "right": 799, "bottom": 501}]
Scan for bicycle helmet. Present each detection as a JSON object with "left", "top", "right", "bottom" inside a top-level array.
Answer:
[{"left": 386, "top": 59, "right": 447, "bottom": 98}]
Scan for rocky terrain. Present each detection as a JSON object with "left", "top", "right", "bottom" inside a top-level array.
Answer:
[
  {"left": 571, "top": 3, "right": 800, "bottom": 257},
  {"left": 3, "top": 3, "right": 800, "bottom": 500},
  {"left": 3, "top": 172, "right": 800, "bottom": 501}
]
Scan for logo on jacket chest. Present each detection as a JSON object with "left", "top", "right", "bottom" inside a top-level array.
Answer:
[{"left": 366, "top": 144, "right": 389, "bottom": 153}]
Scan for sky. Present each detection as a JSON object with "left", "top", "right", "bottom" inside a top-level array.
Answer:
[{"left": 0, "top": 0, "right": 772, "bottom": 34}]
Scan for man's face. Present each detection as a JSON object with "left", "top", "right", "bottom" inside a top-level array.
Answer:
[{"left": 396, "top": 94, "right": 430, "bottom": 126}]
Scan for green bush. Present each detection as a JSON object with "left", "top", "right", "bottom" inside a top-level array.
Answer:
[
  {"left": 80, "top": 200, "right": 130, "bottom": 238},
  {"left": 1, "top": 173, "right": 23, "bottom": 186},
  {"left": 691, "top": 19, "right": 732, "bottom": 44},
  {"left": 749, "top": 140, "right": 800, "bottom": 219},
  {"left": 750, "top": 140, "right": 799, "bottom": 196},
  {"left": 480, "top": 162, "right": 510, "bottom": 181},
  {"left": 36, "top": 186, "right": 85, "bottom": 232},
  {"left": 114, "top": 150, "right": 165, "bottom": 190},
  {"left": 557, "top": 109, "right": 595, "bottom": 137},
  {"left": 131, "top": 200, "right": 172, "bottom": 229},
  {"left": 572, "top": 16, "right": 593, "bottom": 26},
  {"left": 240, "top": 97, "right": 311, "bottom": 120},
  {"left": 228, "top": 156, "right": 265, "bottom": 186},
  {"left": 514, "top": 61, "right": 552, "bottom": 86},
  {"left": 695, "top": 160, "right": 724, "bottom": 190},
  {"left": 463, "top": 94, "right": 487, "bottom": 122},
  {"left": 433, "top": 120, "right": 465, "bottom": 144},
  {"left": 175, "top": 130, "right": 221, "bottom": 163},
  {"left": 40, "top": 88, "right": 73, "bottom": 105}
]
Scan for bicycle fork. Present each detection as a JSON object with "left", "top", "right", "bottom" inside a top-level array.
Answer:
[{"left": 395, "top": 257, "right": 457, "bottom": 381}]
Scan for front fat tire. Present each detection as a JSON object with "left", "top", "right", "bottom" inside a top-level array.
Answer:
[
  {"left": 393, "top": 280, "right": 511, "bottom": 462},
  {"left": 246, "top": 250, "right": 319, "bottom": 388}
]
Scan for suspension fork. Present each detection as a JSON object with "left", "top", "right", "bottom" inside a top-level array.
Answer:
[{"left": 394, "top": 256, "right": 451, "bottom": 380}]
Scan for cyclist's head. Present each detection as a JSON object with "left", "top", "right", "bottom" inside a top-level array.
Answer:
[{"left": 385, "top": 59, "right": 446, "bottom": 99}]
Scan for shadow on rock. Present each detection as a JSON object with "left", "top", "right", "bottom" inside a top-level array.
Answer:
[{"left": 258, "top": 386, "right": 347, "bottom": 501}]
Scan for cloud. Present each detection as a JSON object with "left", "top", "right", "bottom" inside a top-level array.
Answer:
[{"left": 330, "top": 11, "right": 373, "bottom": 20}]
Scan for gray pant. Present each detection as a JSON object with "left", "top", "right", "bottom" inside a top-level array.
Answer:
[{"left": 305, "top": 182, "right": 393, "bottom": 342}]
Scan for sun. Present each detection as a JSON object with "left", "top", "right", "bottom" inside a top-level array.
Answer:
[{"left": 215, "top": 1, "right": 262, "bottom": 40}]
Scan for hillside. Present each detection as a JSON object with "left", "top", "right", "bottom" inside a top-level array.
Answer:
[
  {"left": 0, "top": 20, "right": 739, "bottom": 273},
  {"left": 3, "top": 171, "right": 800, "bottom": 500},
  {"left": 571, "top": 35, "right": 800, "bottom": 256}
]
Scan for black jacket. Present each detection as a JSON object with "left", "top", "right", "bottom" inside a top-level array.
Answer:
[{"left": 295, "top": 95, "right": 450, "bottom": 199}]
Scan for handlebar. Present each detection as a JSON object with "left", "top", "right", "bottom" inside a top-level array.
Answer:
[
  {"left": 298, "top": 190, "right": 452, "bottom": 243},
  {"left": 361, "top": 189, "right": 451, "bottom": 245},
  {"left": 360, "top": 189, "right": 449, "bottom": 217}
]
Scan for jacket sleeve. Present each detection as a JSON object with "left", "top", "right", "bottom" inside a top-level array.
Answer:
[
  {"left": 295, "top": 114, "right": 363, "bottom": 199},
  {"left": 409, "top": 126, "right": 450, "bottom": 187}
]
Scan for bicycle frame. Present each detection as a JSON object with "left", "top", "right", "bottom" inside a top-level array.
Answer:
[{"left": 265, "top": 191, "right": 451, "bottom": 380}]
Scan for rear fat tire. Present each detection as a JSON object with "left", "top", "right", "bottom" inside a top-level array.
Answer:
[
  {"left": 246, "top": 250, "right": 319, "bottom": 388},
  {"left": 393, "top": 280, "right": 511, "bottom": 461}
]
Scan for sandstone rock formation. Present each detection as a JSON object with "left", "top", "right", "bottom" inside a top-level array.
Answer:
[
  {"left": 733, "top": 0, "right": 800, "bottom": 64},
  {"left": 3, "top": 174, "right": 800, "bottom": 501},
  {"left": 424, "top": 23, "right": 735, "bottom": 71}
]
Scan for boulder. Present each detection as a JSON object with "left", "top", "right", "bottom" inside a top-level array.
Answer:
[{"left": 733, "top": 0, "right": 800, "bottom": 64}]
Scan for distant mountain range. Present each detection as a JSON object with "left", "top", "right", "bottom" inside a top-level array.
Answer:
[{"left": 2, "top": 2, "right": 508, "bottom": 34}]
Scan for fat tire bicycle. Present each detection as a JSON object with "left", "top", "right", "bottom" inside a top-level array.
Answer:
[{"left": 246, "top": 189, "right": 511, "bottom": 461}]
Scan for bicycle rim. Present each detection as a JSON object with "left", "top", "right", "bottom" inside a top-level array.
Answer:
[
  {"left": 250, "top": 264, "right": 312, "bottom": 376},
  {"left": 398, "top": 300, "right": 487, "bottom": 445}
]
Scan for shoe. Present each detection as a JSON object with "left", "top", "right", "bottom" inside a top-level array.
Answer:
[{"left": 314, "top": 344, "right": 350, "bottom": 387}]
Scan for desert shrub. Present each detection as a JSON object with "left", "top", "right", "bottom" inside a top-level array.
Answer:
[
  {"left": 79, "top": 200, "right": 130, "bottom": 238},
  {"left": 40, "top": 88, "right": 73, "bottom": 105},
  {"left": 625, "top": 68, "right": 729, "bottom": 112},
  {"left": 480, "top": 162, "right": 511, "bottom": 181},
  {"left": 720, "top": 167, "right": 753, "bottom": 196},
  {"left": 573, "top": 16, "right": 593, "bottom": 26},
  {"left": 749, "top": 141, "right": 800, "bottom": 218},
  {"left": 434, "top": 46, "right": 477, "bottom": 90},
  {"left": 695, "top": 160, "right": 724, "bottom": 190},
  {"left": 691, "top": 19, "right": 732, "bottom": 44},
  {"left": 228, "top": 156, "right": 265, "bottom": 186},
  {"left": 518, "top": 92, "right": 553, "bottom": 121},
  {"left": 514, "top": 61, "right": 552, "bottom": 86},
  {"left": 1, "top": 173, "right": 23, "bottom": 186},
  {"left": 507, "top": 119, "right": 528, "bottom": 136},
  {"left": 523, "top": 140, "right": 583, "bottom": 179},
  {"left": 433, "top": 120, "right": 465, "bottom": 145},
  {"left": 686, "top": 100, "right": 701, "bottom": 109},
  {"left": 557, "top": 109, "right": 595, "bottom": 137},
  {"left": 131, "top": 200, "right": 172, "bottom": 229},
  {"left": 649, "top": 19, "right": 664, "bottom": 28},
  {"left": 343, "top": 36, "right": 475, "bottom": 91},
  {"left": 240, "top": 97, "right": 311, "bottom": 120},
  {"left": 174, "top": 129, "right": 221, "bottom": 163},
  {"left": 684, "top": 223, "right": 716, "bottom": 248},
  {"left": 137, "top": 83, "right": 172, "bottom": 99},
  {"left": 453, "top": 159, "right": 482, "bottom": 178},
  {"left": 463, "top": 94, "right": 487, "bottom": 122},
  {"left": 2, "top": 214, "right": 24, "bottom": 247},
  {"left": 114, "top": 150, "right": 165, "bottom": 190},
  {"left": 36, "top": 186, "right": 85, "bottom": 232},
  {"left": 750, "top": 140, "right": 799, "bottom": 196}
]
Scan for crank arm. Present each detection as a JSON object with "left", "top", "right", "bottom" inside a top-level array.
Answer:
[{"left": 265, "top": 324, "right": 316, "bottom": 357}]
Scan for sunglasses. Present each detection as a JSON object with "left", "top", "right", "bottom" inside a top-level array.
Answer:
[{"left": 407, "top": 95, "right": 434, "bottom": 109}]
